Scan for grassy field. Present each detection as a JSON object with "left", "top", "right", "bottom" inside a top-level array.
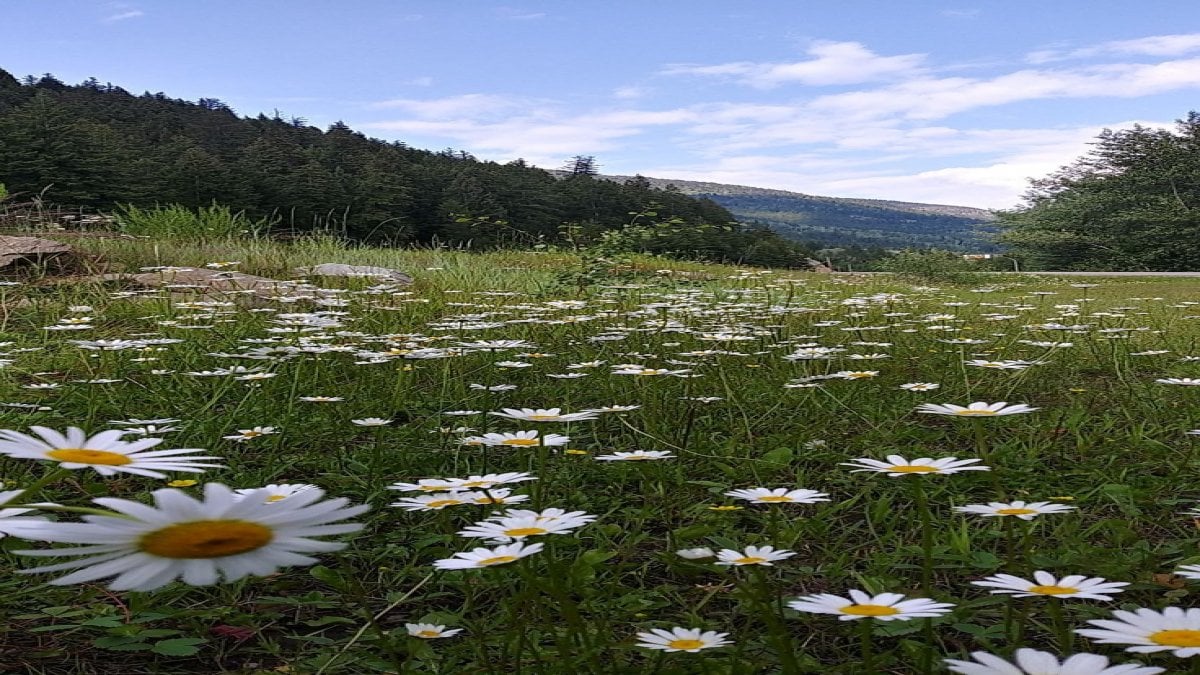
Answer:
[{"left": 1, "top": 234, "right": 1198, "bottom": 674}]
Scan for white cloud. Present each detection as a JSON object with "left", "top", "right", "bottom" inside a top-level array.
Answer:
[
  {"left": 662, "top": 40, "right": 926, "bottom": 87},
  {"left": 103, "top": 9, "right": 143, "bottom": 22},
  {"left": 1028, "top": 32, "right": 1200, "bottom": 63}
]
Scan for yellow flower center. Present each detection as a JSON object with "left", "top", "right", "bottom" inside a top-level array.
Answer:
[
  {"left": 757, "top": 496, "right": 794, "bottom": 502},
  {"left": 503, "top": 527, "right": 547, "bottom": 537},
  {"left": 666, "top": 639, "right": 706, "bottom": 650},
  {"left": 528, "top": 415, "right": 559, "bottom": 420},
  {"left": 890, "top": 465, "right": 938, "bottom": 473},
  {"left": 709, "top": 505, "right": 742, "bottom": 511},
  {"left": 419, "top": 484, "right": 450, "bottom": 491},
  {"left": 1028, "top": 585, "right": 1078, "bottom": 595},
  {"left": 639, "top": 369, "right": 663, "bottom": 375},
  {"left": 503, "top": 439, "right": 540, "bottom": 446},
  {"left": 954, "top": 410, "right": 998, "bottom": 416},
  {"left": 139, "top": 520, "right": 274, "bottom": 558},
  {"left": 241, "top": 431, "right": 263, "bottom": 437},
  {"left": 426, "top": 499, "right": 462, "bottom": 508},
  {"left": 46, "top": 448, "right": 132, "bottom": 466},
  {"left": 1150, "top": 629, "right": 1200, "bottom": 647},
  {"left": 622, "top": 455, "right": 653, "bottom": 460},
  {"left": 478, "top": 555, "right": 517, "bottom": 566},
  {"left": 995, "top": 508, "right": 1037, "bottom": 515},
  {"left": 565, "top": 449, "right": 588, "bottom": 455},
  {"left": 417, "top": 630, "right": 441, "bottom": 638},
  {"left": 265, "top": 495, "right": 288, "bottom": 503},
  {"left": 733, "top": 556, "right": 767, "bottom": 565},
  {"left": 840, "top": 604, "right": 901, "bottom": 617},
  {"left": 460, "top": 481, "right": 488, "bottom": 488}
]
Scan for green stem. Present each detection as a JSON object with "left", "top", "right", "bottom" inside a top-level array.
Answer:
[
  {"left": 8, "top": 467, "right": 73, "bottom": 505},
  {"left": 751, "top": 568, "right": 800, "bottom": 674},
  {"left": 1047, "top": 597, "right": 1071, "bottom": 652},
  {"left": 912, "top": 478, "right": 934, "bottom": 594},
  {"left": 860, "top": 618, "right": 874, "bottom": 673}
]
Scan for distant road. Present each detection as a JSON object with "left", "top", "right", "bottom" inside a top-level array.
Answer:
[{"left": 834, "top": 271, "right": 1200, "bottom": 277}]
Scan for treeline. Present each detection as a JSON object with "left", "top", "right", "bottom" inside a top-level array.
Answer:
[{"left": 0, "top": 70, "right": 825, "bottom": 268}]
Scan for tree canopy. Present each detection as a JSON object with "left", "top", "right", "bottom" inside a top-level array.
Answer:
[{"left": 996, "top": 112, "right": 1200, "bottom": 271}]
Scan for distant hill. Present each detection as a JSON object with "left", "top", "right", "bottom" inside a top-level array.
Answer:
[{"left": 562, "top": 172, "right": 999, "bottom": 251}]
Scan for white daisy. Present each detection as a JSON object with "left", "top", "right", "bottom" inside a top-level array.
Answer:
[
  {"left": 351, "top": 418, "right": 392, "bottom": 427},
  {"left": 489, "top": 408, "right": 598, "bottom": 422},
  {"left": 842, "top": 455, "right": 990, "bottom": 476},
  {"left": 676, "top": 547, "right": 715, "bottom": 560},
  {"left": 1157, "top": 378, "right": 1200, "bottom": 386},
  {"left": 971, "top": 571, "right": 1129, "bottom": 600},
  {"left": 433, "top": 541, "right": 544, "bottom": 569},
  {"left": 14, "top": 483, "right": 368, "bottom": 591},
  {"left": 463, "top": 431, "right": 571, "bottom": 447},
  {"left": 457, "top": 514, "right": 593, "bottom": 542},
  {"left": 900, "top": 383, "right": 941, "bottom": 391},
  {"left": 954, "top": 501, "right": 1077, "bottom": 520},
  {"left": 945, "top": 648, "right": 1164, "bottom": 675},
  {"left": 788, "top": 590, "right": 954, "bottom": 621},
  {"left": 1076, "top": 607, "right": 1200, "bottom": 657},
  {"left": 724, "top": 487, "right": 831, "bottom": 504},
  {"left": 0, "top": 427, "right": 221, "bottom": 479},
  {"left": 916, "top": 402, "right": 1039, "bottom": 417},
  {"left": 595, "top": 450, "right": 675, "bottom": 461},
  {"left": 634, "top": 627, "right": 731, "bottom": 653},
  {"left": 405, "top": 623, "right": 463, "bottom": 639},
  {"left": 715, "top": 545, "right": 796, "bottom": 566},
  {"left": 233, "top": 484, "right": 319, "bottom": 504}
]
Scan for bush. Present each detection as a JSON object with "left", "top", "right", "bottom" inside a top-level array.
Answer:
[
  {"left": 879, "top": 249, "right": 990, "bottom": 284},
  {"left": 114, "top": 204, "right": 270, "bottom": 238}
]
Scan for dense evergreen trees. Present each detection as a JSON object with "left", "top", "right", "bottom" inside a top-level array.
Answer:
[
  {"left": 0, "top": 70, "right": 819, "bottom": 267},
  {"left": 997, "top": 113, "right": 1200, "bottom": 271}
]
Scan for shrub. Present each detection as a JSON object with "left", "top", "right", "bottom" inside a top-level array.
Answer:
[{"left": 114, "top": 204, "right": 270, "bottom": 238}]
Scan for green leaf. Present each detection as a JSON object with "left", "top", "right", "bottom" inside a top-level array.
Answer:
[{"left": 151, "top": 637, "right": 206, "bottom": 656}]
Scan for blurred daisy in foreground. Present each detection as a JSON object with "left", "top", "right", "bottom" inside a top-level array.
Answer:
[
  {"left": 595, "top": 450, "right": 675, "bottom": 461},
  {"left": 1157, "top": 378, "right": 1200, "bottom": 386},
  {"left": 634, "top": 627, "right": 731, "bottom": 653},
  {"left": 724, "top": 487, "right": 830, "bottom": 504},
  {"left": 944, "top": 648, "right": 1163, "bottom": 675},
  {"left": 1076, "top": 607, "right": 1200, "bottom": 657},
  {"left": 843, "top": 455, "right": 989, "bottom": 476},
  {"left": 916, "top": 401, "right": 1038, "bottom": 417},
  {"left": 788, "top": 590, "right": 954, "bottom": 621},
  {"left": 954, "top": 501, "right": 1076, "bottom": 520},
  {"left": 13, "top": 483, "right": 367, "bottom": 591},
  {"left": 0, "top": 427, "right": 221, "bottom": 479},
  {"left": 971, "top": 571, "right": 1128, "bottom": 600}
]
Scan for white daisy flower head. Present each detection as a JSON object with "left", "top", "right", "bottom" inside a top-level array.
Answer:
[
  {"left": 595, "top": 450, "right": 675, "bottom": 461},
  {"left": 676, "top": 547, "right": 715, "bottom": 560},
  {"left": 391, "top": 493, "right": 474, "bottom": 511},
  {"left": 634, "top": 627, "right": 731, "bottom": 653},
  {"left": 724, "top": 487, "right": 831, "bottom": 504},
  {"left": 0, "top": 427, "right": 222, "bottom": 479},
  {"left": 234, "top": 483, "right": 319, "bottom": 504},
  {"left": 456, "top": 514, "right": 592, "bottom": 542},
  {"left": 916, "top": 401, "right": 1039, "bottom": 417},
  {"left": 14, "top": 483, "right": 368, "bottom": 591},
  {"left": 461, "top": 488, "right": 529, "bottom": 505},
  {"left": 405, "top": 623, "right": 463, "bottom": 639},
  {"left": 470, "top": 431, "right": 571, "bottom": 447},
  {"left": 944, "top": 648, "right": 1164, "bottom": 675},
  {"left": 1174, "top": 565, "right": 1200, "bottom": 580},
  {"left": 954, "top": 501, "right": 1076, "bottom": 520},
  {"left": 901, "top": 383, "right": 941, "bottom": 391},
  {"left": 1157, "top": 378, "right": 1200, "bottom": 386},
  {"left": 971, "top": 571, "right": 1129, "bottom": 600},
  {"left": 843, "top": 455, "right": 990, "bottom": 477},
  {"left": 489, "top": 408, "right": 598, "bottom": 422},
  {"left": 787, "top": 590, "right": 955, "bottom": 621},
  {"left": 1076, "top": 606, "right": 1200, "bottom": 657},
  {"left": 351, "top": 418, "right": 392, "bottom": 427},
  {"left": 0, "top": 489, "right": 52, "bottom": 538},
  {"left": 433, "top": 541, "right": 543, "bottom": 569},
  {"left": 223, "top": 426, "right": 278, "bottom": 442},
  {"left": 715, "top": 545, "right": 796, "bottom": 566}
]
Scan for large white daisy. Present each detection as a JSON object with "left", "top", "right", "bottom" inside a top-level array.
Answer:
[
  {"left": 916, "top": 402, "right": 1039, "bottom": 417},
  {"left": 944, "top": 648, "right": 1164, "bottom": 675},
  {"left": 788, "top": 590, "right": 954, "bottom": 621},
  {"left": 0, "top": 426, "right": 221, "bottom": 478},
  {"left": 971, "top": 571, "right": 1129, "bottom": 600},
  {"left": 13, "top": 483, "right": 368, "bottom": 591},
  {"left": 1076, "top": 607, "right": 1200, "bottom": 657}
]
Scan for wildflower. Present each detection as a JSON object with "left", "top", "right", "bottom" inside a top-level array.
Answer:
[
  {"left": 715, "top": 545, "right": 796, "bottom": 566},
  {"left": 954, "top": 501, "right": 1077, "bottom": 520},
  {"left": 351, "top": 418, "right": 392, "bottom": 427},
  {"left": 724, "top": 487, "right": 830, "bottom": 504},
  {"left": 595, "top": 450, "right": 675, "bottom": 461},
  {"left": 469, "top": 383, "right": 517, "bottom": 392},
  {"left": 489, "top": 408, "right": 598, "bottom": 422},
  {"left": 223, "top": 427, "right": 278, "bottom": 442},
  {"left": 834, "top": 370, "right": 878, "bottom": 379},
  {"left": 433, "top": 541, "right": 543, "bottom": 569},
  {"left": 465, "top": 431, "right": 571, "bottom": 447},
  {"left": 389, "top": 472, "right": 536, "bottom": 493},
  {"left": 405, "top": 623, "right": 463, "bottom": 639},
  {"left": 916, "top": 402, "right": 1039, "bottom": 417},
  {"left": 972, "top": 571, "right": 1128, "bottom": 600},
  {"left": 944, "top": 649, "right": 1164, "bottom": 675},
  {"left": 901, "top": 383, "right": 941, "bottom": 391},
  {"left": 0, "top": 490, "right": 49, "bottom": 538},
  {"left": 166, "top": 479, "right": 198, "bottom": 488},
  {"left": 298, "top": 396, "right": 343, "bottom": 402},
  {"left": 581, "top": 404, "right": 642, "bottom": 413},
  {"left": 634, "top": 627, "right": 731, "bottom": 653},
  {"left": 14, "top": 483, "right": 367, "bottom": 591},
  {"left": 843, "top": 455, "right": 989, "bottom": 476},
  {"left": 391, "top": 493, "right": 473, "bottom": 511},
  {"left": 457, "top": 514, "right": 593, "bottom": 541},
  {"left": 1076, "top": 607, "right": 1200, "bottom": 657},
  {"left": 0, "top": 427, "right": 221, "bottom": 479},
  {"left": 234, "top": 484, "right": 318, "bottom": 503},
  {"left": 676, "top": 547, "right": 715, "bottom": 560},
  {"left": 1157, "top": 378, "right": 1200, "bottom": 386},
  {"left": 708, "top": 505, "right": 744, "bottom": 511},
  {"left": 965, "top": 360, "right": 1035, "bottom": 370},
  {"left": 788, "top": 590, "right": 954, "bottom": 621},
  {"left": 1173, "top": 565, "right": 1200, "bottom": 580}
]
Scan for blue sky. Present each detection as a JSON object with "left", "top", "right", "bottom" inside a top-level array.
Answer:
[{"left": 4, "top": 1, "right": 1200, "bottom": 208}]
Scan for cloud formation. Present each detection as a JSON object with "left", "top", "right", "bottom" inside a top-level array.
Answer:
[{"left": 662, "top": 40, "right": 927, "bottom": 87}]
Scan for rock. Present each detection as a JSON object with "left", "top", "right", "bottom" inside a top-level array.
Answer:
[
  {"left": 805, "top": 259, "right": 834, "bottom": 273},
  {"left": 0, "top": 236, "right": 73, "bottom": 268},
  {"left": 129, "top": 267, "right": 338, "bottom": 301},
  {"left": 294, "top": 263, "right": 412, "bottom": 284}
]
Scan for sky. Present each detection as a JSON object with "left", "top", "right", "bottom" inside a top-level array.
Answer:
[{"left": 4, "top": 1, "right": 1200, "bottom": 209}]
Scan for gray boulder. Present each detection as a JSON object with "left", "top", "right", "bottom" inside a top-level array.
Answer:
[
  {"left": 0, "top": 236, "right": 72, "bottom": 268},
  {"left": 294, "top": 263, "right": 412, "bottom": 284}
]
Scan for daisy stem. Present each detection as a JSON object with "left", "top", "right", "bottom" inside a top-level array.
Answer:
[
  {"left": 750, "top": 568, "right": 800, "bottom": 674},
  {"left": 533, "top": 437, "right": 548, "bottom": 509},
  {"left": 9, "top": 467, "right": 73, "bottom": 504},
  {"left": 859, "top": 618, "right": 874, "bottom": 672},
  {"left": 911, "top": 478, "right": 934, "bottom": 594},
  {"left": 1046, "top": 597, "right": 1071, "bottom": 651}
]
